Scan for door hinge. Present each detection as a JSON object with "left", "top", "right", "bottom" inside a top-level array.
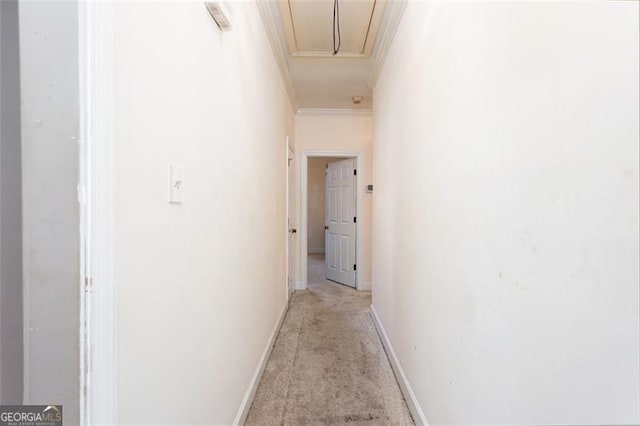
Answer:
[
  {"left": 353, "top": 264, "right": 357, "bottom": 271},
  {"left": 353, "top": 169, "right": 357, "bottom": 176},
  {"left": 353, "top": 216, "right": 356, "bottom": 223}
]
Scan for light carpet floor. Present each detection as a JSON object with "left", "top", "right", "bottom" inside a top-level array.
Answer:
[{"left": 245, "top": 254, "right": 414, "bottom": 425}]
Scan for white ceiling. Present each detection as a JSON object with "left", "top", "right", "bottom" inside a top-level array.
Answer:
[
  {"left": 289, "top": 57, "right": 372, "bottom": 109},
  {"left": 257, "top": 0, "right": 407, "bottom": 110}
]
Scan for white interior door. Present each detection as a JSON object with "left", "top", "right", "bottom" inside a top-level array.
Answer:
[
  {"left": 325, "top": 158, "right": 356, "bottom": 287},
  {"left": 287, "top": 144, "right": 295, "bottom": 297}
]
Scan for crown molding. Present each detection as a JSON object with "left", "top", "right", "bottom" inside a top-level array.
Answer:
[
  {"left": 296, "top": 108, "right": 373, "bottom": 116},
  {"left": 367, "top": 0, "right": 408, "bottom": 89},
  {"left": 255, "top": 0, "right": 298, "bottom": 110}
]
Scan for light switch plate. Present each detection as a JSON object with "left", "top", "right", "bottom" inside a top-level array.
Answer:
[{"left": 168, "top": 163, "right": 184, "bottom": 204}]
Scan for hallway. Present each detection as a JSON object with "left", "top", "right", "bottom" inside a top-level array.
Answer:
[
  {"left": 246, "top": 255, "right": 413, "bottom": 425},
  {"left": 2, "top": 1, "right": 637, "bottom": 425}
]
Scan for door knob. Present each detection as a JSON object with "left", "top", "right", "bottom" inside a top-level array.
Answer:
[
  {"left": 290, "top": 228, "right": 297, "bottom": 234},
  {"left": 324, "top": 226, "right": 329, "bottom": 230}
]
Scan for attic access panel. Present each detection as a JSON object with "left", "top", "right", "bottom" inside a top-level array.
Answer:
[{"left": 279, "top": 0, "right": 385, "bottom": 57}]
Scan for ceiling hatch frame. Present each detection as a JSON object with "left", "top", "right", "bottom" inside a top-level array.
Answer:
[{"left": 279, "top": 0, "right": 386, "bottom": 58}]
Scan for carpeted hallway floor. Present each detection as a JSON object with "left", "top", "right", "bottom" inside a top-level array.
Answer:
[{"left": 245, "top": 254, "right": 414, "bottom": 425}]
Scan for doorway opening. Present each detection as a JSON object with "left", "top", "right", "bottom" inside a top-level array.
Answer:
[
  {"left": 309, "top": 157, "right": 353, "bottom": 287},
  {"left": 300, "top": 152, "right": 364, "bottom": 291}
]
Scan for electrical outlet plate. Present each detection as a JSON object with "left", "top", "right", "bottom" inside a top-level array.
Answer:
[{"left": 169, "top": 163, "right": 184, "bottom": 204}]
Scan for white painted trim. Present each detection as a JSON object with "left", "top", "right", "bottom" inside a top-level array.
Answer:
[
  {"left": 292, "top": 51, "right": 370, "bottom": 58},
  {"left": 367, "top": 0, "right": 408, "bottom": 89},
  {"left": 255, "top": 0, "right": 298, "bottom": 110},
  {"left": 295, "top": 280, "right": 303, "bottom": 291},
  {"left": 233, "top": 302, "right": 289, "bottom": 426},
  {"left": 78, "top": 1, "right": 89, "bottom": 422},
  {"left": 297, "top": 108, "right": 372, "bottom": 116},
  {"left": 370, "top": 305, "right": 429, "bottom": 426},
  {"left": 79, "top": 2, "right": 117, "bottom": 425},
  {"left": 21, "top": 273, "right": 30, "bottom": 403},
  {"left": 308, "top": 248, "right": 325, "bottom": 255},
  {"left": 300, "top": 151, "right": 364, "bottom": 291},
  {"left": 285, "top": 136, "right": 290, "bottom": 304}
]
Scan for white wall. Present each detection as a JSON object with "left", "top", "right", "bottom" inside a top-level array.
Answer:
[
  {"left": 295, "top": 112, "right": 373, "bottom": 289},
  {"left": 19, "top": 2, "right": 81, "bottom": 424},
  {"left": 113, "top": 3, "right": 293, "bottom": 423},
  {"left": 373, "top": 2, "right": 639, "bottom": 425},
  {"left": 0, "top": 0, "right": 23, "bottom": 404},
  {"left": 307, "top": 158, "right": 327, "bottom": 253}
]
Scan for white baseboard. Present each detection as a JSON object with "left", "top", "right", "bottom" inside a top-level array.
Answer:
[
  {"left": 233, "top": 302, "right": 289, "bottom": 425},
  {"left": 308, "top": 248, "right": 325, "bottom": 254},
  {"left": 359, "top": 281, "right": 372, "bottom": 291},
  {"left": 370, "top": 305, "right": 429, "bottom": 426}
]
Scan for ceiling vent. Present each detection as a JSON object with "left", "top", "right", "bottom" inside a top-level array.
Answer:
[{"left": 205, "top": 2, "right": 233, "bottom": 31}]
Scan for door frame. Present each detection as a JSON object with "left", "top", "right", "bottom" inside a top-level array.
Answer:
[
  {"left": 285, "top": 137, "right": 294, "bottom": 301},
  {"left": 300, "top": 151, "right": 364, "bottom": 290},
  {"left": 79, "top": 2, "right": 117, "bottom": 425}
]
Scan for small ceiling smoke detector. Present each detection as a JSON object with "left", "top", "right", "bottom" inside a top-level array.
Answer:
[
  {"left": 205, "top": 2, "right": 233, "bottom": 31},
  {"left": 352, "top": 96, "right": 363, "bottom": 105}
]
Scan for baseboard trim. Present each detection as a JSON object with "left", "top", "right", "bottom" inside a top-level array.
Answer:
[
  {"left": 308, "top": 248, "right": 325, "bottom": 254},
  {"left": 233, "top": 301, "right": 289, "bottom": 425},
  {"left": 370, "top": 305, "right": 429, "bottom": 426}
]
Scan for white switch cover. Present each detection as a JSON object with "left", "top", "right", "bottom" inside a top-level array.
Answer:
[{"left": 168, "top": 163, "right": 184, "bottom": 204}]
